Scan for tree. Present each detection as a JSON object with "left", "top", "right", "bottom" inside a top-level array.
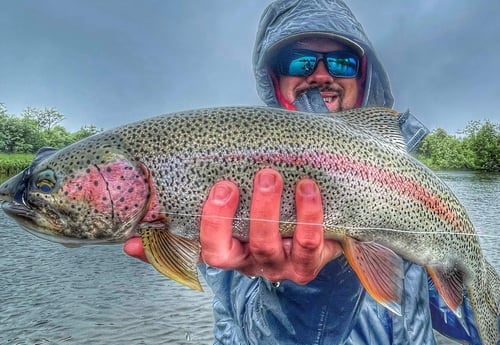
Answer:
[
  {"left": 416, "top": 128, "right": 473, "bottom": 170},
  {"left": 0, "top": 102, "right": 7, "bottom": 116},
  {"left": 21, "top": 106, "right": 65, "bottom": 131},
  {"left": 463, "top": 120, "right": 500, "bottom": 171},
  {"left": 41, "top": 125, "right": 73, "bottom": 148},
  {"left": 71, "top": 125, "right": 102, "bottom": 142},
  {"left": 0, "top": 115, "right": 41, "bottom": 153}
]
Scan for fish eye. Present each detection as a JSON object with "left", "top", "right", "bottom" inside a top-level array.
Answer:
[
  {"left": 35, "top": 169, "right": 57, "bottom": 193},
  {"left": 36, "top": 180, "right": 55, "bottom": 193}
]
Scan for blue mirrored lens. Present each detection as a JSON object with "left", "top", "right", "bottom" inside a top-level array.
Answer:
[
  {"left": 326, "top": 56, "right": 358, "bottom": 77},
  {"left": 288, "top": 56, "right": 318, "bottom": 76}
]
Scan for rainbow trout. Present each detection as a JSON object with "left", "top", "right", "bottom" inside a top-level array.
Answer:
[{"left": 0, "top": 107, "right": 498, "bottom": 343}]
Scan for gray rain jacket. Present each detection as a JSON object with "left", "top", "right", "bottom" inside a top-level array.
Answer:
[
  {"left": 200, "top": 1, "right": 481, "bottom": 344},
  {"left": 253, "top": 0, "right": 393, "bottom": 110}
]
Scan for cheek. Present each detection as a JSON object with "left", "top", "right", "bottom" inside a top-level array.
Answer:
[
  {"left": 279, "top": 76, "right": 302, "bottom": 102},
  {"left": 340, "top": 79, "right": 360, "bottom": 108},
  {"left": 60, "top": 166, "right": 112, "bottom": 215}
]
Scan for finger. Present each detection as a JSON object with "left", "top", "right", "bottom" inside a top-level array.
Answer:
[
  {"left": 248, "top": 168, "right": 285, "bottom": 267},
  {"left": 200, "top": 180, "right": 248, "bottom": 268},
  {"left": 291, "top": 178, "right": 325, "bottom": 282},
  {"left": 123, "top": 237, "right": 149, "bottom": 263}
]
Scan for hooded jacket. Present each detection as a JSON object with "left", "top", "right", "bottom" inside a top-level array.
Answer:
[
  {"left": 253, "top": 0, "right": 393, "bottom": 110},
  {"left": 199, "top": 1, "right": 481, "bottom": 344}
]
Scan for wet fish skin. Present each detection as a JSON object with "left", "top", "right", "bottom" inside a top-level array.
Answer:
[{"left": 0, "top": 106, "right": 498, "bottom": 344}]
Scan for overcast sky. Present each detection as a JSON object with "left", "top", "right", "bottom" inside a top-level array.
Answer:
[{"left": 1, "top": 0, "right": 499, "bottom": 133}]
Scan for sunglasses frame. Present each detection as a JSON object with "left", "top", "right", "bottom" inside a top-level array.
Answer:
[{"left": 274, "top": 49, "right": 360, "bottom": 78}]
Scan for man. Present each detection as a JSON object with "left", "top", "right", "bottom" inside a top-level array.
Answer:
[{"left": 125, "top": 0, "right": 480, "bottom": 343}]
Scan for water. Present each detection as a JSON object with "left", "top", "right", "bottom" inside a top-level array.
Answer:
[{"left": 0, "top": 171, "right": 498, "bottom": 345}]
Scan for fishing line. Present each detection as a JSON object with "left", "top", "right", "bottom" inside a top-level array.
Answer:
[{"left": 159, "top": 211, "right": 500, "bottom": 239}]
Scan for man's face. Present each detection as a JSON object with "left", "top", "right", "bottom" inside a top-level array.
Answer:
[{"left": 277, "top": 38, "right": 360, "bottom": 113}]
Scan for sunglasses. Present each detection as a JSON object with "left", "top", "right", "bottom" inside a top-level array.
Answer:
[{"left": 274, "top": 49, "right": 360, "bottom": 78}]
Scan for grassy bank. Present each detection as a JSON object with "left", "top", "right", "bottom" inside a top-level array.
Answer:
[{"left": 0, "top": 153, "right": 34, "bottom": 182}]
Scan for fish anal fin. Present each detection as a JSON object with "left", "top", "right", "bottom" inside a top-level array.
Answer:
[
  {"left": 426, "top": 264, "right": 464, "bottom": 317},
  {"left": 343, "top": 237, "right": 404, "bottom": 315},
  {"left": 140, "top": 226, "right": 202, "bottom": 291}
]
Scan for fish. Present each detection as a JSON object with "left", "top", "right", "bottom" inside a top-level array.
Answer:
[{"left": 0, "top": 106, "right": 498, "bottom": 344}]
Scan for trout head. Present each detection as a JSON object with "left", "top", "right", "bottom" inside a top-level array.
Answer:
[{"left": 0, "top": 146, "right": 152, "bottom": 246}]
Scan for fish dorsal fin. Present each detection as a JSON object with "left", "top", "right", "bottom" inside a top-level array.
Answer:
[{"left": 333, "top": 107, "right": 407, "bottom": 151}]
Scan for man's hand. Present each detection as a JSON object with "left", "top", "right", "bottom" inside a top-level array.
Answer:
[{"left": 123, "top": 168, "right": 342, "bottom": 284}]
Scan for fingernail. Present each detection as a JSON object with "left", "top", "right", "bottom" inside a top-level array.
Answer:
[
  {"left": 298, "top": 180, "right": 317, "bottom": 196},
  {"left": 212, "top": 184, "right": 232, "bottom": 203},
  {"left": 257, "top": 171, "right": 276, "bottom": 191}
]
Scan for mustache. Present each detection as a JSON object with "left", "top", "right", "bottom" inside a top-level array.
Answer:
[{"left": 295, "top": 86, "right": 343, "bottom": 97}]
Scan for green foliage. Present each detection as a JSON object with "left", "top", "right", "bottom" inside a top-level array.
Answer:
[
  {"left": 462, "top": 120, "right": 500, "bottom": 171},
  {"left": 0, "top": 153, "right": 34, "bottom": 180},
  {"left": 416, "top": 120, "right": 500, "bottom": 172},
  {"left": 0, "top": 113, "right": 43, "bottom": 153},
  {"left": 41, "top": 125, "right": 74, "bottom": 148},
  {"left": 0, "top": 104, "right": 101, "bottom": 154},
  {"left": 0, "top": 103, "right": 7, "bottom": 116},
  {"left": 71, "top": 125, "right": 101, "bottom": 142}
]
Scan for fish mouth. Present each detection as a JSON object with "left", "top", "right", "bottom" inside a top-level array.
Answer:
[
  {"left": 1, "top": 201, "right": 38, "bottom": 225},
  {"left": 1, "top": 201, "right": 79, "bottom": 246},
  {"left": 2, "top": 201, "right": 123, "bottom": 247},
  {"left": 1, "top": 201, "right": 60, "bottom": 239}
]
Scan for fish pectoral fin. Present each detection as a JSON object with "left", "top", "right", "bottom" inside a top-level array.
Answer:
[
  {"left": 343, "top": 237, "right": 404, "bottom": 315},
  {"left": 140, "top": 227, "right": 202, "bottom": 291},
  {"left": 426, "top": 264, "right": 464, "bottom": 317}
]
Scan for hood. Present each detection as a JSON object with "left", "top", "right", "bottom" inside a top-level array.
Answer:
[{"left": 252, "top": 0, "right": 394, "bottom": 109}]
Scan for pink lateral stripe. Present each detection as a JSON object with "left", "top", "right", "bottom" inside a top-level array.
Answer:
[{"left": 243, "top": 151, "right": 465, "bottom": 232}]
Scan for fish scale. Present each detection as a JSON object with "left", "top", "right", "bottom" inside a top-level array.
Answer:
[{"left": 0, "top": 106, "right": 498, "bottom": 344}]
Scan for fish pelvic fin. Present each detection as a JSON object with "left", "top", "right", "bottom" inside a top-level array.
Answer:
[
  {"left": 140, "top": 226, "right": 202, "bottom": 291},
  {"left": 426, "top": 264, "right": 465, "bottom": 317},
  {"left": 343, "top": 236, "right": 404, "bottom": 315}
]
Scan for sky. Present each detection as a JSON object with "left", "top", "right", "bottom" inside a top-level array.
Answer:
[{"left": 1, "top": 0, "right": 499, "bottom": 134}]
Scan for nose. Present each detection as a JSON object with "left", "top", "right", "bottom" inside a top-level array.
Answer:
[{"left": 306, "top": 60, "right": 334, "bottom": 85}]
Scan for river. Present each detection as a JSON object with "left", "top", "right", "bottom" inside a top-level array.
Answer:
[{"left": 0, "top": 171, "right": 498, "bottom": 345}]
